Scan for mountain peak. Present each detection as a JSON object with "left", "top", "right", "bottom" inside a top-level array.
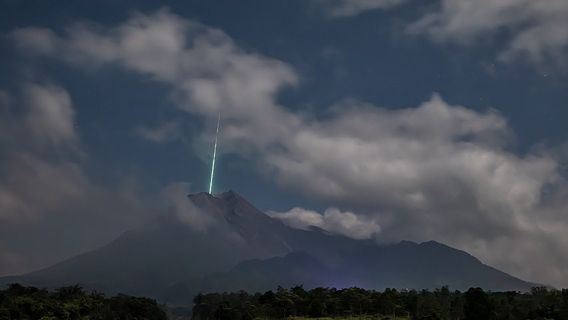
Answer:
[
  {"left": 185, "top": 190, "right": 250, "bottom": 209},
  {"left": 187, "top": 191, "right": 216, "bottom": 201},
  {"left": 186, "top": 190, "right": 243, "bottom": 201},
  {"left": 184, "top": 190, "right": 273, "bottom": 226}
]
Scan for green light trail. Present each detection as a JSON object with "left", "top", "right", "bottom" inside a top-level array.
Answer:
[{"left": 208, "top": 113, "right": 220, "bottom": 194}]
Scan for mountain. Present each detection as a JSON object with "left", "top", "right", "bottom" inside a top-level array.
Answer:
[
  {"left": 199, "top": 251, "right": 332, "bottom": 294},
  {"left": 198, "top": 240, "right": 534, "bottom": 294},
  {"left": 0, "top": 191, "right": 536, "bottom": 303}
]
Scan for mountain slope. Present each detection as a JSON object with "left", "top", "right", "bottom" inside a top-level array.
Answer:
[
  {"left": 198, "top": 241, "right": 534, "bottom": 293},
  {"left": 200, "top": 251, "right": 332, "bottom": 293},
  {"left": 0, "top": 191, "right": 536, "bottom": 302}
]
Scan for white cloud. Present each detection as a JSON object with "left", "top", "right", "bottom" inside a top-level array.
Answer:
[
  {"left": 314, "top": 0, "right": 568, "bottom": 67},
  {"left": 407, "top": 0, "right": 568, "bottom": 66},
  {"left": 11, "top": 8, "right": 299, "bottom": 148},
  {"left": 11, "top": 10, "right": 191, "bottom": 79},
  {"left": 23, "top": 84, "right": 77, "bottom": 147},
  {"left": 269, "top": 207, "right": 380, "bottom": 239},
  {"left": 0, "top": 84, "right": 77, "bottom": 152},
  {"left": 11, "top": 8, "right": 568, "bottom": 287}
]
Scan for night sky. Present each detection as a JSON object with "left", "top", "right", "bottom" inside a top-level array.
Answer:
[{"left": 1, "top": 0, "right": 568, "bottom": 287}]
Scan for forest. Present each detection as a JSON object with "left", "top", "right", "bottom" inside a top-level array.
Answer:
[
  {"left": 193, "top": 286, "right": 568, "bottom": 320},
  {"left": 0, "top": 284, "right": 167, "bottom": 320},
  {"left": 3, "top": 284, "right": 568, "bottom": 319}
]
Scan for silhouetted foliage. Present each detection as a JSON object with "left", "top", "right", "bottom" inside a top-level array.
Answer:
[
  {"left": 0, "top": 283, "right": 166, "bottom": 319},
  {"left": 192, "top": 285, "right": 568, "bottom": 320}
]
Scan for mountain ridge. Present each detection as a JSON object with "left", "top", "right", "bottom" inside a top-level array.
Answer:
[{"left": 0, "top": 190, "right": 537, "bottom": 303}]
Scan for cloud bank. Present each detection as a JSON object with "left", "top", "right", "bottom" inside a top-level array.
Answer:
[{"left": 10, "top": 8, "right": 568, "bottom": 286}]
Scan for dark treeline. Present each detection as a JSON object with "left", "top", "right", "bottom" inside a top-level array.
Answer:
[
  {"left": 0, "top": 284, "right": 167, "bottom": 320},
  {"left": 193, "top": 286, "right": 568, "bottom": 320}
]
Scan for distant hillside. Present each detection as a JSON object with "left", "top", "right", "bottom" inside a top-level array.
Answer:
[{"left": 0, "top": 191, "right": 536, "bottom": 304}]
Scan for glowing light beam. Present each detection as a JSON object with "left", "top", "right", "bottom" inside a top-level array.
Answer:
[{"left": 208, "top": 113, "right": 220, "bottom": 194}]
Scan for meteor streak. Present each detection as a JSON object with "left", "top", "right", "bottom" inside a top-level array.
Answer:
[{"left": 208, "top": 113, "right": 220, "bottom": 194}]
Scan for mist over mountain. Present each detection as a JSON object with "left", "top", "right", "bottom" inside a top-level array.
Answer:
[{"left": 0, "top": 191, "right": 535, "bottom": 303}]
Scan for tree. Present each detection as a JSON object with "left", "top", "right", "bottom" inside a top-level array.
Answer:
[
  {"left": 0, "top": 283, "right": 167, "bottom": 320},
  {"left": 464, "top": 288, "right": 493, "bottom": 320},
  {"left": 417, "top": 290, "right": 443, "bottom": 320}
]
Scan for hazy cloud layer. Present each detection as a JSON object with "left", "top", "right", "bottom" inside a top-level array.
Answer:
[
  {"left": 163, "top": 182, "right": 214, "bottom": 231},
  {"left": 11, "top": 8, "right": 568, "bottom": 286},
  {"left": 0, "top": 83, "right": 163, "bottom": 275},
  {"left": 316, "top": 0, "right": 407, "bottom": 16},
  {"left": 136, "top": 121, "right": 182, "bottom": 143},
  {"left": 0, "top": 84, "right": 87, "bottom": 223},
  {"left": 318, "top": 0, "right": 568, "bottom": 67},
  {"left": 0, "top": 246, "right": 25, "bottom": 277}
]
